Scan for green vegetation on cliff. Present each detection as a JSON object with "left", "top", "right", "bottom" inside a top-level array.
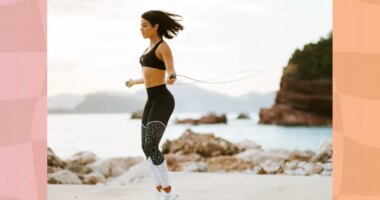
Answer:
[{"left": 284, "top": 32, "right": 332, "bottom": 80}]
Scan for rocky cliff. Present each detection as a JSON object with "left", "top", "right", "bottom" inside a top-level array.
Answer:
[{"left": 259, "top": 32, "right": 332, "bottom": 126}]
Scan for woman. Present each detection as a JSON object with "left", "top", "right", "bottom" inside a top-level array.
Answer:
[{"left": 126, "top": 10, "right": 183, "bottom": 200}]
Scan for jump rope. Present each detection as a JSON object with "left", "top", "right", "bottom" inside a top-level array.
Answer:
[
  {"left": 126, "top": 68, "right": 275, "bottom": 86},
  {"left": 169, "top": 69, "right": 266, "bottom": 85}
]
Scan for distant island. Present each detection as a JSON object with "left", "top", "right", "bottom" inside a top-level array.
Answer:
[{"left": 48, "top": 84, "right": 276, "bottom": 114}]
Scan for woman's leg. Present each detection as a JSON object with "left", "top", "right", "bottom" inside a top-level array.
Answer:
[
  {"left": 141, "top": 100, "right": 162, "bottom": 191},
  {"left": 144, "top": 97, "right": 175, "bottom": 193},
  {"left": 144, "top": 120, "right": 169, "bottom": 187}
]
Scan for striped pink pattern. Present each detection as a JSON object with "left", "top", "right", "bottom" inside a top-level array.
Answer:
[{"left": 0, "top": 0, "right": 46, "bottom": 200}]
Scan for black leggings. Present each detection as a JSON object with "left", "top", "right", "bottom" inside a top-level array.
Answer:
[{"left": 141, "top": 84, "right": 175, "bottom": 165}]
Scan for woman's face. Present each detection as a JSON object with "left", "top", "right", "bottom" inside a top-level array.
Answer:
[{"left": 140, "top": 18, "right": 158, "bottom": 39}]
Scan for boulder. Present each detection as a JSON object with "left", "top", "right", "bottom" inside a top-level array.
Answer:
[
  {"left": 289, "top": 150, "right": 315, "bottom": 162},
  {"left": 258, "top": 76, "right": 332, "bottom": 126},
  {"left": 205, "top": 156, "right": 255, "bottom": 172},
  {"left": 237, "top": 113, "right": 250, "bottom": 120},
  {"left": 311, "top": 140, "right": 332, "bottom": 163},
  {"left": 235, "top": 149, "right": 289, "bottom": 165},
  {"left": 199, "top": 113, "right": 227, "bottom": 124},
  {"left": 64, "top": 160, "right": 93, "bottom": 174},
  {"left": 164, "top": 152, "right": 202, "bottom": 171},
  {"left": 106, "top": 161, "right": 150, "bottom": 186},
  {"left": 162, "top": 129, "right": 242, "bottom": 157},
  {"left": 259, "top": 160, "right": 285, "bottom": 174},
  {"left": 47, "top": 147, "right": 65, "bottom": 169},
  {"left": 235, "top": 140, "right": 262, "bottom": 150},
  {"left": 88, "top": 156, "right": 143, "bottom": 178},
  {"left": 66, "top": 151, "right": 99, "bottom": 165},
  {"left": 175, "top": 113, "right": 227, "bottom": 125},
  {"left": 48, "top": 170, "right": 82, "bottom": 184},
  {"left": 82, "top": 172, "right": 107, "bottom": 185},
  {"left": 131, "top": 110, "right": 143, "bottom": 119}
]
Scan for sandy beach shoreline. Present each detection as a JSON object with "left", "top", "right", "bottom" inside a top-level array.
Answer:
[{"left": 48, "top": 172, "right": 331, "bottom": 200}]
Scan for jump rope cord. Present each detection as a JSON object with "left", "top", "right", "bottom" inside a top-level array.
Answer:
[{"left": 171, "top": 68, "right": 273, "bottom": 85}]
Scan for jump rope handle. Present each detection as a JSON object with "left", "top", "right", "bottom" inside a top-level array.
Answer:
[
  {"left": 169, "top": 73, "right": 177, "bottom": 79},
  {"left": 125, "top": 79, "right": 132, "bottom": 87}
]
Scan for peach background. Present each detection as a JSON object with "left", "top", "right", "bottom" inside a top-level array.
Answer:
[
  {"left": 0, "top": 0, "right": 47, "bottom": 200},
  {"left": 0, "top": 0, "right": 379, "bottom": 199},
  {"left": 333, "top": 0, "right": 380, "bottom": 199}
]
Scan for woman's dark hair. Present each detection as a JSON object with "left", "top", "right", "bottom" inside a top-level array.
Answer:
[{"left": 142, "top": 10, "right": 184, "bottom": 39}]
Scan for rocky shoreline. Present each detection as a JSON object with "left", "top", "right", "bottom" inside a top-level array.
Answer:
[{"left": 48, "top": 129, "right": 332, "bottom": 185}]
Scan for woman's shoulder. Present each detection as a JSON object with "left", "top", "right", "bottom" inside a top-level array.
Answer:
[
  {"left": 159, "top": 40, "right": 170, "bottom": 48},
  {"left": 157, "top": 40, "right": 171, "bottom": 53}
]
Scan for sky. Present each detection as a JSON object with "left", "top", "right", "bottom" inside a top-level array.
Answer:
[{"left": 48, "top": 0, "right": 332, "bottom": 97}]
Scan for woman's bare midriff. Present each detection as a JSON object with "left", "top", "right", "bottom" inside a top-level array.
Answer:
[{"left": 142, "top": 66, "right": 166, "bottom": 88}]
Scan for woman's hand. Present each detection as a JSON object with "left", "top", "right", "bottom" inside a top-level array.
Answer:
[
  {"left": 125, "top": 79, "right": 134, "bottom": 88},
  {"left": 166, "top": 77, "right": 176, "bottom": 85},
  {"left": 166, "top": 74, "right": 176, "bottom": 85}
]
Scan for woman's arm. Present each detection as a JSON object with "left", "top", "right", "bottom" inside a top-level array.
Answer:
[
  {"left": 159, "top": 42, "right": 177, "bottom": 84},
  {"left": 126, "top": 77, "right": 144, "bottom": 88},
  {"left": 132, "top": 77, "right": 145, "bottom": 85}
]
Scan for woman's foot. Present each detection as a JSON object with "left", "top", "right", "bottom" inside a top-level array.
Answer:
[
  {"left": 154, "top": 185, "right": 163, "bottom": 200},
  {"left": 162, "top": 186, "right": 171, "bottom": 193},
  {"left": 156, "top": 185, "right": 163, "bottom": 192},
  {"left": 161, "top": 186, "right": 179, "bottom": 200}
]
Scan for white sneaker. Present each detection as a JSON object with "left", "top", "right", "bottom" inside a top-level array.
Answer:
[{"left": 161, "top": 189, "right": 179, "bottom": 200}]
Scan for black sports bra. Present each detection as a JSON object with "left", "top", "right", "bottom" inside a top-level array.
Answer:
[{"left": 139, "top": 40, "right": 166, "bottom": 70}]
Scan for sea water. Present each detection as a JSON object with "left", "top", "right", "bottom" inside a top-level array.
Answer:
[{"left": 48, "top": 113, "right": 332, "bottom": 159}]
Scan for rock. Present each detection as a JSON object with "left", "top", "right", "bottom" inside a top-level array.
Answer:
[
  {"left": 251, "top": 166, "right": 266, "bottom": 174},
  {"left": 48, "top": 166, "right": 62, "bottom": 174},
  {"left": 320, "top": 162, "right": 332, "bottom": 174},
  {"left": 311, "top": 140, "right": 332, "bottom": 163},
  {"left": 258, "top": 76, "right": 332, "bottom": 126},
  {"left": 175, "top": 113, "right": 227, "bottom": 125},
  {"left": 259, "top": 160, "right": 285, "bottom": 174},
  {"left": 131, "top": 110, "right": 143, "bottom": 119},
  {"left": 205, "top": 156, "right": 255, "bottom": 172},
  {"left": 235, "top": 140, "right": 262, "bottom": 150},
  {"left": 283, "top": 160, "right": 300, "bottom": 175},
  {"left": 292, "top": 168, "right": 308, "bottom": 176},
  {"left": 182, "top": 162, "right": 208, "bottom": 172},
  {"left": 63, "top": 151, "right": 99, "bottom": 175},
  {"left": 234, "top": 148, "right": 263, "bottom": 163},
  {"left": 82, "top": 172, "right": 107, "bottom": 185},
  {"left": 237, "top": 113, "right": 250, "bottom": 120},
  {"left": 48, "top": 170, "right": 82, "bottom": 184},
  {"left": 283, "top": 160, "right": 315, "bottom": 176},
  {"left": 89, "top": 156, "right": 143, "bottom": 178},
  {"left": 199, "top": 113, "right": 227, "bottom": 124},
  {"left": 162, "top": 129, "right": 242, "bottom": 157},
  {"left": 235, "top": 149, "right": 289, "bottom": 165},
  {"left": 259, "top": 104, "right": 331, "bottom": 126},
  {"left": 164, "top": 153, "right": 202, "bottom": 171},
  {"left": 292, "top": 161, "right": 319, "bottom": 176},
  {"left": 289, "top": 150, "right": 315, "bottom": 162},
  {"left": 66, "top": 151, "right": 99, "bottom": 165},
  {"left": 64, "top": 160, "right": 93, "bottom": 174},
  {"left": 47, "top": 147, "right": 65, "bottom": 169},
  {"left": 175, "top": 118, "right": 200, "bottom": 125},
  {"left": 321, "top": 170, "right": 332, "bottom": 176},
  {"left": 305, "top": 163, "right": 324, "bottom": 175},
  {"left": 106, "top": 161, "right": 150, "bottom": 186}
]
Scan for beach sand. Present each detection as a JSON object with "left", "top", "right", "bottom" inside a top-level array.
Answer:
[{"left": 48, "top": 172, "right": 331, "bottom": 200}]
